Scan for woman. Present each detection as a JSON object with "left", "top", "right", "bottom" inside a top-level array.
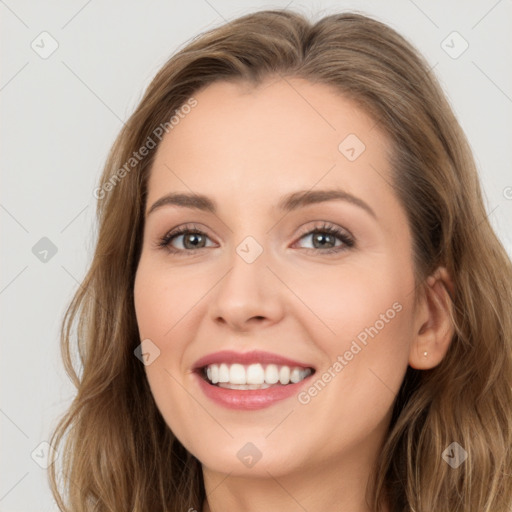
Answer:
[{"left": 48, "top": 8, "right": 512, "bottom": 512}]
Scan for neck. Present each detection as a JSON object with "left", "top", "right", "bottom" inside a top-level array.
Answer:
[{"left": 200, "top": 439, "right": 390, "bottom": 512}]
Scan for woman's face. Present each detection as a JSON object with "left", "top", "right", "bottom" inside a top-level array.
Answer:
[{"left": 134, "top": 77, "right": 420, "bottom": 479}]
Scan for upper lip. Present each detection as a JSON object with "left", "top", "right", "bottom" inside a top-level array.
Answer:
[{"left": 193, "top": 350, "right": 315, "bottom": 370}]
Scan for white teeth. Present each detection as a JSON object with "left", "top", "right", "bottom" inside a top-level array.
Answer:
[
  {"left": 290, "top": 368, "right": 301, "bottom": 383},
  {"left": 210, "top": 364, "right": 219, "bottom": 384},
  {"left": 218, "top": 363, "right": 229, "bottom": 383},
  {"left": 203, "top": 363, "right": 313, "bottom": 387},
  {"left": 229, "top": 363, "right": 246, "bottom": 384},
  {"left": 279, "top": 365, "right": 290, "bottom": 385},
  {"left": 265, "top": 364, "right": 279, "bottom": 384},
  {"left": 218, "top": 382, "right": 272, "bottom": 390},
  {"left": 246, "top": 363, "right": 265, "bottom": 384}
]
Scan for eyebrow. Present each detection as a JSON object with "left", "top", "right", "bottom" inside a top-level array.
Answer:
[{"left": 146, "top": 188, "right": 377, "bottom": 219}]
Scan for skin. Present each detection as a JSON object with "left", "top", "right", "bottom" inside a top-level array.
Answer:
[{"left": 133, "top": 76, "right": 455, "bottom": 512}]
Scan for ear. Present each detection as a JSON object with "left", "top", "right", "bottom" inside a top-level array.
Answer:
[{"left": 409, "top": 266, "right": 455, "bottom": 370}]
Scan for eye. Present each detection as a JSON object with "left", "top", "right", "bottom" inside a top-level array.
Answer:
[
  {"left": 293, "top": 221, "right": 355, "bottom": 254},
  {"left": 156, "top": 223, "right": 216, "bottom": 255},
  {"left": 156, "top": 221, "right": 355, "bottom": 256}
]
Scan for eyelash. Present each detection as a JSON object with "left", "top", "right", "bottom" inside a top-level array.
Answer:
[{"left": 156, "top": 222, "right": 355, "bottom": 256}]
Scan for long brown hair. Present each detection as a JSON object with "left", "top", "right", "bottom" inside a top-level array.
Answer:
[{"left": 48, "top": 8, "right": 512, "bottom": 511}]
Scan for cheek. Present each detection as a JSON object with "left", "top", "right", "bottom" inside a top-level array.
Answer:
[
  {"left": 291, "top": 273, "right": 414, "bottom": 449},
  {"left": 133, "top": 262, "right": 190, "bottom": 402},
  {"left": 133, "top": 261, "right": 202, "bottom": 447},
  {"left": 288, "top": 258, "right": 412, "bottom": 345},
  {"left": 293, "top": 257, "right": 415, "bottom": 404},
  {"left": 133, "top": 258, "right": 207, "bottom": 342}
]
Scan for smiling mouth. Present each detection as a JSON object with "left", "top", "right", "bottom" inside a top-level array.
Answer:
[{"left": 199, "top": 362, "right": 315, "bottom": 390}]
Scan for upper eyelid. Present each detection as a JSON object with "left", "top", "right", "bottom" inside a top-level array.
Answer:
[
  {"left": 163, "top": 221, "right": 349, "bottom": 236},
  {"left": 161, "top": 221, "right": 354, "bottom": 247},
  {"left": 296, "top": 221, "right": 352, "bottom": 237}
]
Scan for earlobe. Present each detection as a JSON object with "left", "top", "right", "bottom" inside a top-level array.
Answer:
[{"left": 409, "top": 266, "right": 455, "bottom": 370}]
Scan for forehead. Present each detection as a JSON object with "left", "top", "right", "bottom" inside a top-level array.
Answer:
[{"left": 147, "top": 77, "right": 395, "bottom": 217}]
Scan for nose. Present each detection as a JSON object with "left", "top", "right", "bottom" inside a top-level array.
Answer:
[{"left": 208, "top": 243, "right": 286, "bottom": 332}]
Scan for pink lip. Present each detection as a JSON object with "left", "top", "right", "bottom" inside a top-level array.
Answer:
[
  {"left": 191, "top": 350, "right": 315, "bottom": 411},
  {"left": 192, "top": 350, "right": 314, "bottom": 370},
  {"left": 193, "top": 372, "right": 314, "bottom": 410}
]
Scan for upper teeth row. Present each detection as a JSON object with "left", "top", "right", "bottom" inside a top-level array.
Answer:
[{"left": 205, "top": 363, "right": 312, "bottom": 385}]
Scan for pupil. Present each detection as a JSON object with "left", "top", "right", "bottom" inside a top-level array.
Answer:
[
  {"left": 185, "top": 233, "right": 203, "bottom": 249},
  {"left": 182, "top": 232, "right": 336, "bottom": 250},
  {"left": 314, "top": 232, "right": 334, "bottom": 248}
]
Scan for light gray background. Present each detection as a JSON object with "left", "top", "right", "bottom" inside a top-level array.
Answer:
[{"left": 1, "top": 1, "right": 511, "bottom": 510}]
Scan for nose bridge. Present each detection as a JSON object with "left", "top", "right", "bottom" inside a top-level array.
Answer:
[{"left": 209, "top": 229, "right": 284, "bottom": 328}]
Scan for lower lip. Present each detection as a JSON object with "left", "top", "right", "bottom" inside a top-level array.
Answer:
[{"left": 194, "top": 372, "right": 314, "bottom": 410}]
